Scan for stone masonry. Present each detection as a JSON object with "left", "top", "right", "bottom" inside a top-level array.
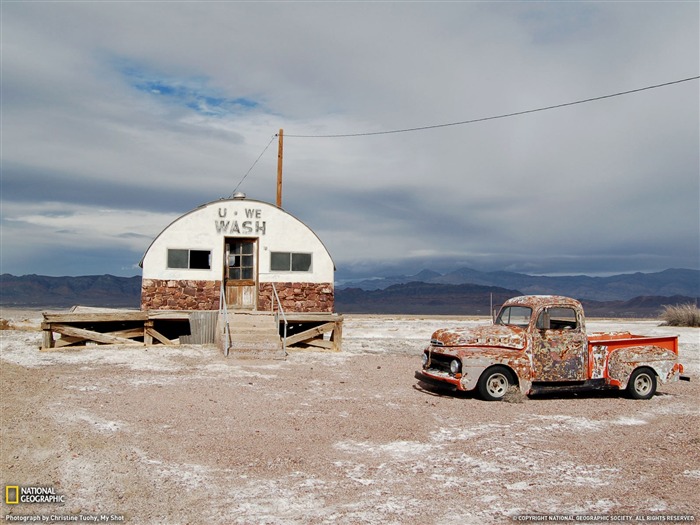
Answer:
[
  {"left": 141, "top": 279, "right": 220, "bottom": 311},
  {"left": 259, "top": 282, "right": 334, "bottom": 313},
  {"left": 141, "top": 279, "right": 333, "bottom": 312}
]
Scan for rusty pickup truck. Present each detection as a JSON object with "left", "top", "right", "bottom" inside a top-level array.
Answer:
[{"left": 415, "top": 295, "right": 689, "bottom": 401}]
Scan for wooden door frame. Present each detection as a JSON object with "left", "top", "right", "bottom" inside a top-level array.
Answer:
[{"left": 224, "top": 237, "right": 259, "bottom": 310}]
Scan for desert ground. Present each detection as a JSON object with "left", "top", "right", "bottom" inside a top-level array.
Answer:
[{"left": 1, "top": 309, "right": 698, "bottom": 524}]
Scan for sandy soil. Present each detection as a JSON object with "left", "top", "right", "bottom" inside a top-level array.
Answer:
[{"left": 1, "top": 310, "right": 698, "bottom": 524}]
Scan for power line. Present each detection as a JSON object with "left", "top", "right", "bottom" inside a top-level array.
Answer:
[
  {"left": 285, "top": 76, "right": 699, "bottom": 138},
  {"left": 232, "top": 133, "right": 277, "bottom": 195},
  {"left": 230, "top": 76, "right": 698, "bottom": 192}
]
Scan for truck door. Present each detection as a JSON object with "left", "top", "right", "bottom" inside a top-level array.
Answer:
[{"left": 531, "top": 306, "right": 587, "bottom": 381}]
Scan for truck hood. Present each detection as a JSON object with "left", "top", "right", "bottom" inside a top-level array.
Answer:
[{"left": 430, "top": 324, "right": 527, "bottom": 350}]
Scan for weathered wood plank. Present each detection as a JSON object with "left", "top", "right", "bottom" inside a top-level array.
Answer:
[
  {"left": 284, "top": 313, "right": 343, "bottom": 323},
  {"left": 52, "top": 324, "right": 138, "bottom": 345},
  {"left": 303, "top": 339, "right": 334, "bottom": 350},
  {"left": 42, "top": 328, "right": 54, "bottom": 349},
  {"left": 43, "top": 312, "right": 147, "bottom": 323},
  {"left": 331, "top": 319, "right": 343, "bottom": 352},
  {"left": 107, "top": 328, "right": 145, "bottom": 339},
  {"left": 285, "top": 322, "right": 335, "bottom": 346},
  {"left": 53, "top": 335, "right": 86, "bottom": 348},
  {"left": 146, "top": 310, "right": 193, "bottom": 320},
  {"left": 144, "top": 320, "right": 153, "bottom": 345},
  {"left": 145, "top": 327, "right": 174, "bottom": 345}
]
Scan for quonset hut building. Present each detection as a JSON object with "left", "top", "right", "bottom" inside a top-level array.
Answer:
[
  {"left": 138, "top": 193, "right": 341, "bottom": 354},
  {"left": 140, "top": 193, "right": 335, "bottom": 313}
]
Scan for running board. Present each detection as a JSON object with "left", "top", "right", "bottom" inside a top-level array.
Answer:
[{"left": 529, "top": 379, "right": 608, "bottom": 395}]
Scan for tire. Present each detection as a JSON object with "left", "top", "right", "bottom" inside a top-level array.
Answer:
[
  {"left": 627, "top": 367, "right": 657, "bottom": 400},
  {"left": 477, "top": 366, "right": 513, "bottom": 401}
]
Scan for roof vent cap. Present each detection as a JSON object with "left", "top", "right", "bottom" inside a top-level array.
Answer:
[{"left": 232, "top": 192, "right": 246, "bottom": 200}]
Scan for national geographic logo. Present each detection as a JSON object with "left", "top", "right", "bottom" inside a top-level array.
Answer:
[{"left": 5, "top": 486, "right": 66, "bottom": 504}]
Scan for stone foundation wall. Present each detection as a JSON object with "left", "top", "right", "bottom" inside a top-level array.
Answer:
[
  {"left": 141, "top": 279, "right": 220, "bottom": 310},
  {"left": 141, "top": 279, "right": 334, "bottom": 313},
  {"left": 259, "top": 282, "right": 334, "bottom": 313}
]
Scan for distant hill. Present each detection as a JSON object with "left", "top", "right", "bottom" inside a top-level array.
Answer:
[
  {"left": 337, "top": 267, "right": 700, "bottom": 301},
  {"left": 1, "top": 272, "right": 697, "bottom": 317},
  {"left": 580, "top": 295, "right": 700, "bottom": 318},
  {"left": 335, "top": 285, "right": 698, "bottom": 318},
  {"left": 0, "top": 274, "right": 141, "bottom": 308},
  {"left": 336, "top": 282, "right": 521, "bottom": 315}
]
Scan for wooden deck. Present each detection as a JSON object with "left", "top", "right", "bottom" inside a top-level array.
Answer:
[{"left": 41, "top": 309, "right": 343, "bottom": 354}]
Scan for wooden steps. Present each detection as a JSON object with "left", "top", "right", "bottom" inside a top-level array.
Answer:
[{"left": 218, "top": 311, "right": 285, "bottom": 358}]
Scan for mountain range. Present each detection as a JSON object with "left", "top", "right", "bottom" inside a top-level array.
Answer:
[
  {"left": 337, "top": 267, "right": 699, "bottom": 301},
  {"left": 0, "top": 274, "right": 142, "bottom": 308},
  {"left": 1, "top": 268, "right": 698, "bottom": 317}
]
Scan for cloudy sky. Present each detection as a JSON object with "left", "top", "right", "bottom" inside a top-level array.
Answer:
[{"left": 2, "top": 2, "right": 698, "bottom": 280}]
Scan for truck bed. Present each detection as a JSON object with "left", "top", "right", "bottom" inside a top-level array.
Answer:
[{"left": 588, "top": 331, "right": 678, "bottom": 354}]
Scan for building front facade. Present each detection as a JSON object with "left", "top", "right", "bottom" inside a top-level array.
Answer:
[{"left": 140, "top": 195, "right": 335, "bottom": 313}]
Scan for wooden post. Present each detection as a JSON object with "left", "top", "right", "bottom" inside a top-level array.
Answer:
[
  {"left": 41, "top": 322, "right": 54, "bottom": 350},
  {"left": 144, "top": 320, "right": 154, "bottom": 345},
  {"left": 331, "top": 318, "right": 343, "bottom": 352},
  {"left": 276, "top": 128, "right": 284, "bottom": 207}
]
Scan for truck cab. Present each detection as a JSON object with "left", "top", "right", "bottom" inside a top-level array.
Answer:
[{"left": 415, "top": 295, "right": 686, "bottom": 401}]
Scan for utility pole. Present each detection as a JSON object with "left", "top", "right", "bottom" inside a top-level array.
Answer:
[{"left": 276, "top": 129, "right": 283, "bottom": 207}]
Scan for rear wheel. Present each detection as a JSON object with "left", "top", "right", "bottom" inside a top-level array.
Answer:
[
  {"left": 627, "top": 367, "right": 657, "bottom": 400},
  {"left": 477, "top": 366, "right": 513, "bottom": 401}
]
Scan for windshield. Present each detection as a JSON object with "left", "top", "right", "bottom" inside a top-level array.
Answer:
[{"left": 496, "top": 306, "right": 532, "bottom": 327}]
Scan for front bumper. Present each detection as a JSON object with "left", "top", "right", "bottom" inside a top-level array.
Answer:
[{"left": 414, "top": 370, "right": 460, "bottom": 390}]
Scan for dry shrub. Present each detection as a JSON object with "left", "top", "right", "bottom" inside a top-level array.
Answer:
[
  {"left": 0, "top": 319, "right": 11, "bottom": 330},
  {"left": 503, "top": 385, "right": 527, "bottom": 404},
  {"left": 660, "top": 303, "right": 700, "bottom": 327}
]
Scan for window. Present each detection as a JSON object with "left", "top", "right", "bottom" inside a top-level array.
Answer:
[
  {"left": 270, "top": 252, "right": 312, "bottom": 272},
  {"left": 495, "top": 306, "right": 532, "bottom": 327},
  {"left": 536, "top": 307, "right": 578, "bottom": 331},
  {"left": 227, "top": 240, "right": 255, "bottom": 280},
  {"left": 167, "top": 249, "right": 211, "bottom": 270}
]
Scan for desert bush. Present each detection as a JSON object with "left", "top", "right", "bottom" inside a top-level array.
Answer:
[{"left": 659, "top": 303, "right": 700, "bottom": 327}]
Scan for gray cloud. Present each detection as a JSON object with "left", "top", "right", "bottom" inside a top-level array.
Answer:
[{"left": 1, "top": 2, "right": 698, "bottom": 278}]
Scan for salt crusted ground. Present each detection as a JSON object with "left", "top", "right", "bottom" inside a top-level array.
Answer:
[{"left": 1, "top": 310, "right": 698, "bottom": 524}]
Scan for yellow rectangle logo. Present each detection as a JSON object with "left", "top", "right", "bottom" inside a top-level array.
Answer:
[{"left": 5, "top": 485, "right": 19, "bottom": 504}]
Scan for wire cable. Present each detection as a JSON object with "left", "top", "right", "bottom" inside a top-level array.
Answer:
[
  {"left": 232, "top": 133, "right": 278, "bottom": 195},
  {"left": 285, "top": 76, "right": 699, "bottom": 138}
]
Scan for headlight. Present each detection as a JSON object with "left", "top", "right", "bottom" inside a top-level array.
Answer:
[
  {"left": 450, "top": 359, "right": 461, "bottom": 374},
  {"left": 421, "top": 353, "right": 429, "bottom": 366}
]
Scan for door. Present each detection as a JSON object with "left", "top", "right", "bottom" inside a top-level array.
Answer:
[
  {"left": 531, "top": 306, "right": 587, "bottom": 381},
  {"left": 225, "top": 239, "right": 257, "bottom": 310}
]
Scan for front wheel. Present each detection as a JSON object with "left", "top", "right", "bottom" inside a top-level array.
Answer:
[
  {"left": 477, "top": 366, "right": 513, "bottom": 401},
  {"left": 627, "top": 367, "right": 657, "bottom": 400}
]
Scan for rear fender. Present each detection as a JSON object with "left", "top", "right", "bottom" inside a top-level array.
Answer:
[{"left": 607, "top": 346, "right": 680, "bottom": 389}]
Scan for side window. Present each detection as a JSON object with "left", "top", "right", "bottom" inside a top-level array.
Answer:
[
  {"left": 270, "top": 252, "right": 290, "bottom": 271},
  {"left": 167, "top": 249, "right": 211, "bottom": 270},
  {"left": 537, "top": 307, "right": 578, "bottom": 330},
  {"left": 270, "top": 252, "right": 312, "bottom": 272},
  {"left": 189, "top": 250, "right": 211, "bottom": 270},
  {"left": 167, "top": 249, "right": 188, "bottom": 269},
  {"left": 495, "top": 306, "right": 532, "bottom": 327}
]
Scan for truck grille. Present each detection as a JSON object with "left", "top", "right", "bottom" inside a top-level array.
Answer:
[{"left": 426, "top": 352, "right": 455, "bottom": 374}]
